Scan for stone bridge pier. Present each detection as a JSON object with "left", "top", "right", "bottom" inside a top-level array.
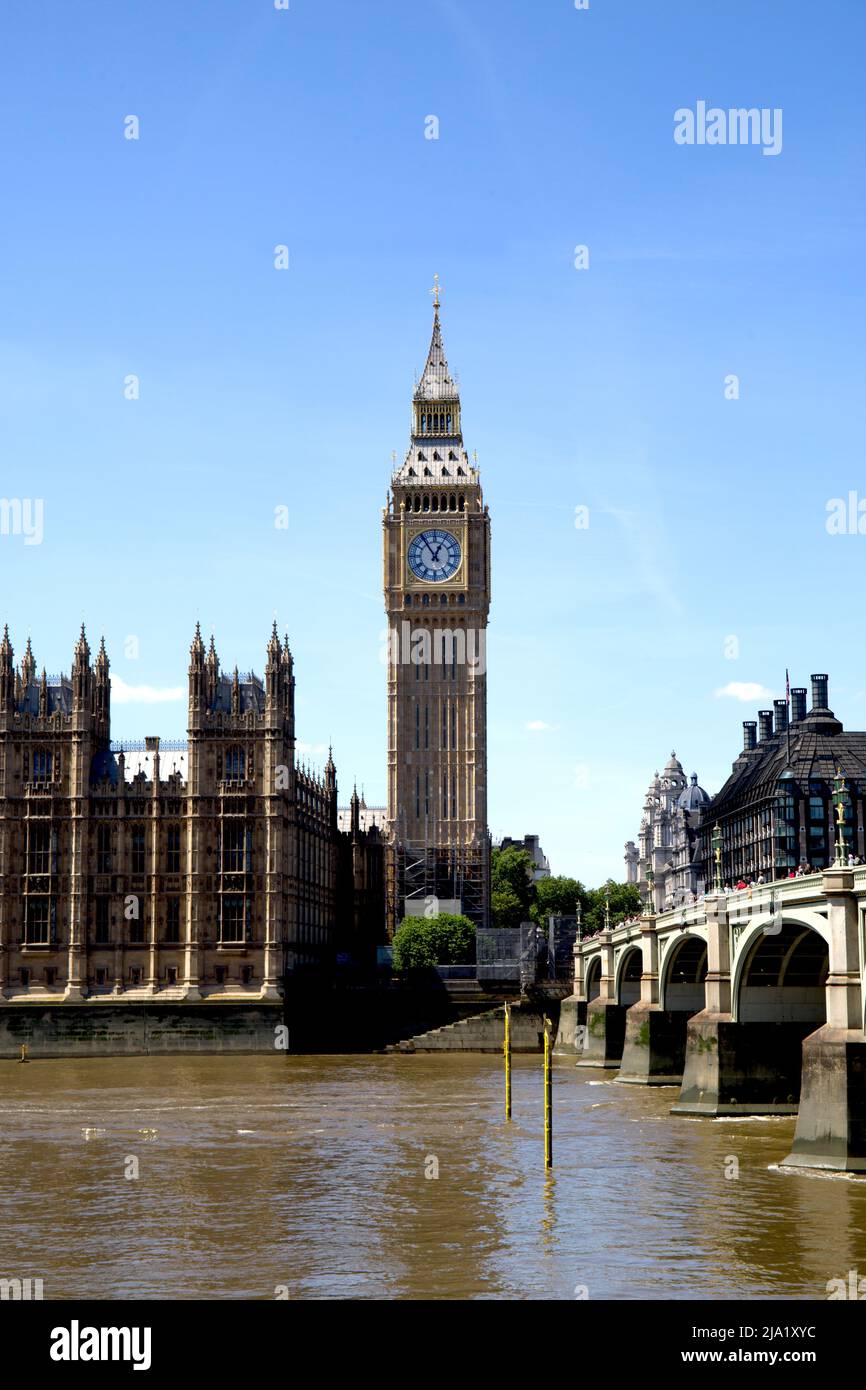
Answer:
[
  {"left": 565, "top": 868, "right": 866, "bottom": 1171},
  {"left": 617, "top": 911, "right": 706, "bottom": 1085},
  {"left": 783, "top": 868, "right": 866, "bottom": 1171}
]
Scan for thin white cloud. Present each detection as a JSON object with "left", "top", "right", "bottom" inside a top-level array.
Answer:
[
  {"left": 715, "top": 682, "right": 774, "bottom": 703},
  {"left": 600, "top": 497, "right": 683, "bottom": 616},
  {"left": 297, "top": 741, "right": 329, "bottom": 757},
  {"left": 526, "top": 719, "right": 558, "bottom": 732},
  {"left": 112, "top": 675, "right": 184, "bottom": 705}
]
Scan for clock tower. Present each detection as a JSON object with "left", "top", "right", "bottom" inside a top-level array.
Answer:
[{"left": 383, "top": 283, "right": 491, "bottom": 934}]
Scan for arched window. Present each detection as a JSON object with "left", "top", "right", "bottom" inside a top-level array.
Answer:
[
  {"left": 431, "top": 494, "right": 439, "bottom": 512},
  {"left": 446, "top": 413, "right": 452, "bottom": 432},
  {"left": 449, "top": 493, "right": 456, "bottom": 511},
  {"left": 422, "top": 494, "right": 430, "bottom": 512},
  {"left": 32, "top": 749, "right": 52, "bottom": 783},
  {"left": 225, "top": 746, "right": 245, "bottom": 783},
  {"left": 413, "top": 495, "right": 421, "bottom": 512}
]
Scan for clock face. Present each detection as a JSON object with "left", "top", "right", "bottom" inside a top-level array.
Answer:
[{"left": 407, "top": 529, "right": 462, "bottom": 583}]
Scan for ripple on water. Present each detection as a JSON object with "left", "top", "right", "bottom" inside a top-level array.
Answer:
[{"left": 0, "top": 1053, "right": 851, "bottom": 1299}]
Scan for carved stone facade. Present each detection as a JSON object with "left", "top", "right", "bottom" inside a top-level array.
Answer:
[
  {"left": 383, "top": 293, "right": 491, "bottom": 932},
  {"left": 625, "top": 753, "right": 709, "bottom": 909},
  {"left": 0, "top": 623, "right": 380, "bottom": 1002}
]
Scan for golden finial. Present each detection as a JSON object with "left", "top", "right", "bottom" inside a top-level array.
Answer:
[{"left": 429, "top": 273, "right": 441, "bottom": 311}]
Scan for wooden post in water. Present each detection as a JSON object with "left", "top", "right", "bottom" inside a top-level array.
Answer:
[
  {"left": 504, "top": 1002, "right": 512, "bottom": 1120},
  {"left": 543, "top": 1016, "right": 552, "bottom": 1168},
  {"left": 19, "top": 1044, "right": 28, "bottom": 1064}
]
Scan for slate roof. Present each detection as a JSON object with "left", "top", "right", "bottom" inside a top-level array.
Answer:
[
  {"left": 18, "top": 676, "right": 72, "bottom": 717},
  {"left": 711, "top": 705, "right": 866, "bottom": 817},
  {"left": 210, "top": 673, "right": 265, "bottom": 715},
  {"left": 414, "top": 308, "right": 459, "bottom": 402}
]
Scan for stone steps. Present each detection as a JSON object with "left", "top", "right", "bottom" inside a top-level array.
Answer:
[{"left": 387, "top": 1004, "right": 547, "bottom": 1054}]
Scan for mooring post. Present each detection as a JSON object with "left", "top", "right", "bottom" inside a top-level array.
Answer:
[
  {"left": 504, "top": 1002, "right": 512, "bottom": 1120},
  {"left": 19, "top": 1044, "right": 28, "bottom": 1064},
  {"left": 544, "top": 1015, "right": 553, "bottom": 1168}
]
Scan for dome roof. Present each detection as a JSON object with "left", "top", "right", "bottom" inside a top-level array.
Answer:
[
  {"left": 664, "top": 750, "right": 684, "bottom": 774},
  {"left": 678, "top": 772, "right": 709, "bottom": 812}
]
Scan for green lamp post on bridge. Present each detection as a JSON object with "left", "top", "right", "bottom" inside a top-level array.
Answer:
[
  {"left": 832, "top": 770, "right": 848, "bottom": 867},
  {"left": 712, "top": 823, "right": 723, "bottom": 893}
]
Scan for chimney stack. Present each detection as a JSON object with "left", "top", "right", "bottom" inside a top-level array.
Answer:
[
  {"left": 811, "top": 673, "right": 829, "bottom": 711},
  {"left": 791, "top": 687, "right": 807, "bottom": 723},
  {"left": 758, "top": 710, "right": 773, "bottom": 742},
  {"left": 774, "top": 699, "right": 788, "bottom": 734},
  {"left": 743, "top": 721, "right": 757, "bottom": 752}
]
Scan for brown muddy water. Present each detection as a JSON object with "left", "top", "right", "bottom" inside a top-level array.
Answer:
[{"left": 0, "top": 1053, "right": 864, "bottom": 1300}]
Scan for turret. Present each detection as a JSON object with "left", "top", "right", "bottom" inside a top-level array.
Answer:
[
  {"left": 95, "top": 635, "right": 110, "bottom": 732},
  {"left": 72, "top": 624, "right": 92, "bottom": 713},
  {"left": 206, "top": 633, "right": 219, "bottom": 707},
  {"left": 0, "top": 625, "right": 13, "bottom": 713},
  {"left": 21, "top": 636, "right": 35, "bottom": 689},
  {"left": 280, "top": 633, "right": 295, "bottom": 721},
  {"left": 266, "top": 621, "right": 282, "bottom": 710},
  {"left": 188, "top": 621, "right": 206, "bottom": 719},
  {"left": 325, "top": 746, "right": 337, "bottom": 833}
]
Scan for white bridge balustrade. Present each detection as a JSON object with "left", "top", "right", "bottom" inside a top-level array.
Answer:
[{"left": 557, "top": 867, "right": 866, "bottom": 1171}]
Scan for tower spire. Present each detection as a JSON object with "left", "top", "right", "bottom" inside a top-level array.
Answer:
[{"left": 416, "top": 284, "right": 459, "bottom": 406}]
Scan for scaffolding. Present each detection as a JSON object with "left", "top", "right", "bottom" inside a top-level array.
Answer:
[{"left": 386, "top": 830, "right": 490, "bottom": 936}]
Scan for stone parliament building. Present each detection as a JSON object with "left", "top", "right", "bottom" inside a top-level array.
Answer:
[
  {"left": 0, "top": 289, "right": 490, "bottom": 1023},
  {"left": 0, "top": 623, "right": 383, "bottom": 1004}
]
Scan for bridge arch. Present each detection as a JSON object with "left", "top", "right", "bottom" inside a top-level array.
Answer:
[
  {"left": 659, "top": 932, "right": 708, "bottom": 1012},
  {"left": 615, "top": 945, "right": 642, "bottom": 1007},
  {"left": 732, "top": 914, "right": 828, "bottom": 1025},
  {"left": 585, "top": 955, "right": 602, "bottom": 1002}
]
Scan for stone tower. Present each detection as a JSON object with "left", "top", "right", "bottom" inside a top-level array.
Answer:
[{"left": 383, "top": 284, "right": 491, "bottom": 933}]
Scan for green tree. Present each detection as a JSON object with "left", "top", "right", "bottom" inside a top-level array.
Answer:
[
  {"left": 490, "top": 886, "right": 525, "bottom": 930},
  {"left": 490, "top": 846, "right": 536, "bottom": 927},
  {"left": 530, "top": 875, "right": 588, "bottom": 926},
  {"left": 392, "top": 913, "right": 476, "bottom": 970},
  {"left": 583, "top": 880, "right": 642, "bottom": 935}
]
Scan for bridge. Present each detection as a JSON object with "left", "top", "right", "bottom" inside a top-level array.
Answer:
[{"left": 558, "top": 866, "right": 866, "bottom": 1171}]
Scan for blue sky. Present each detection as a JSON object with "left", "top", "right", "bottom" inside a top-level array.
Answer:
[{"left": 1, "top": 0, "right": 864, "bottom": 884}]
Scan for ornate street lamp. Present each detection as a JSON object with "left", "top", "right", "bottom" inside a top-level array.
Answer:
[
  {"left": 603, "top": 881, "right": 611, "bottom": 932},
  {"left": 644, "top": 866, "right": 655, "bottom": 916},
  {"left": 712, "top": 823, "right": 723, "bottom": 892},
  {"left": 832, "top": 769, "right": 848, "bottom": 867}
]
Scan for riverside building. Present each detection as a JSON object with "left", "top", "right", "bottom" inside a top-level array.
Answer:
[
  {"left": 700, "top": 674, "right": 866, "bottom": 883},
  {"left": 625, "top": 753, "right": 710, "bottom": 908},
  {"left": 0, "top": 623, "right": 381, "bottom": 1002}
]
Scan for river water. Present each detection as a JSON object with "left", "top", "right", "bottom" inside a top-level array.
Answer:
[{"left": 1, "top": 1053, "right": 864, "bottom": 1300}]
